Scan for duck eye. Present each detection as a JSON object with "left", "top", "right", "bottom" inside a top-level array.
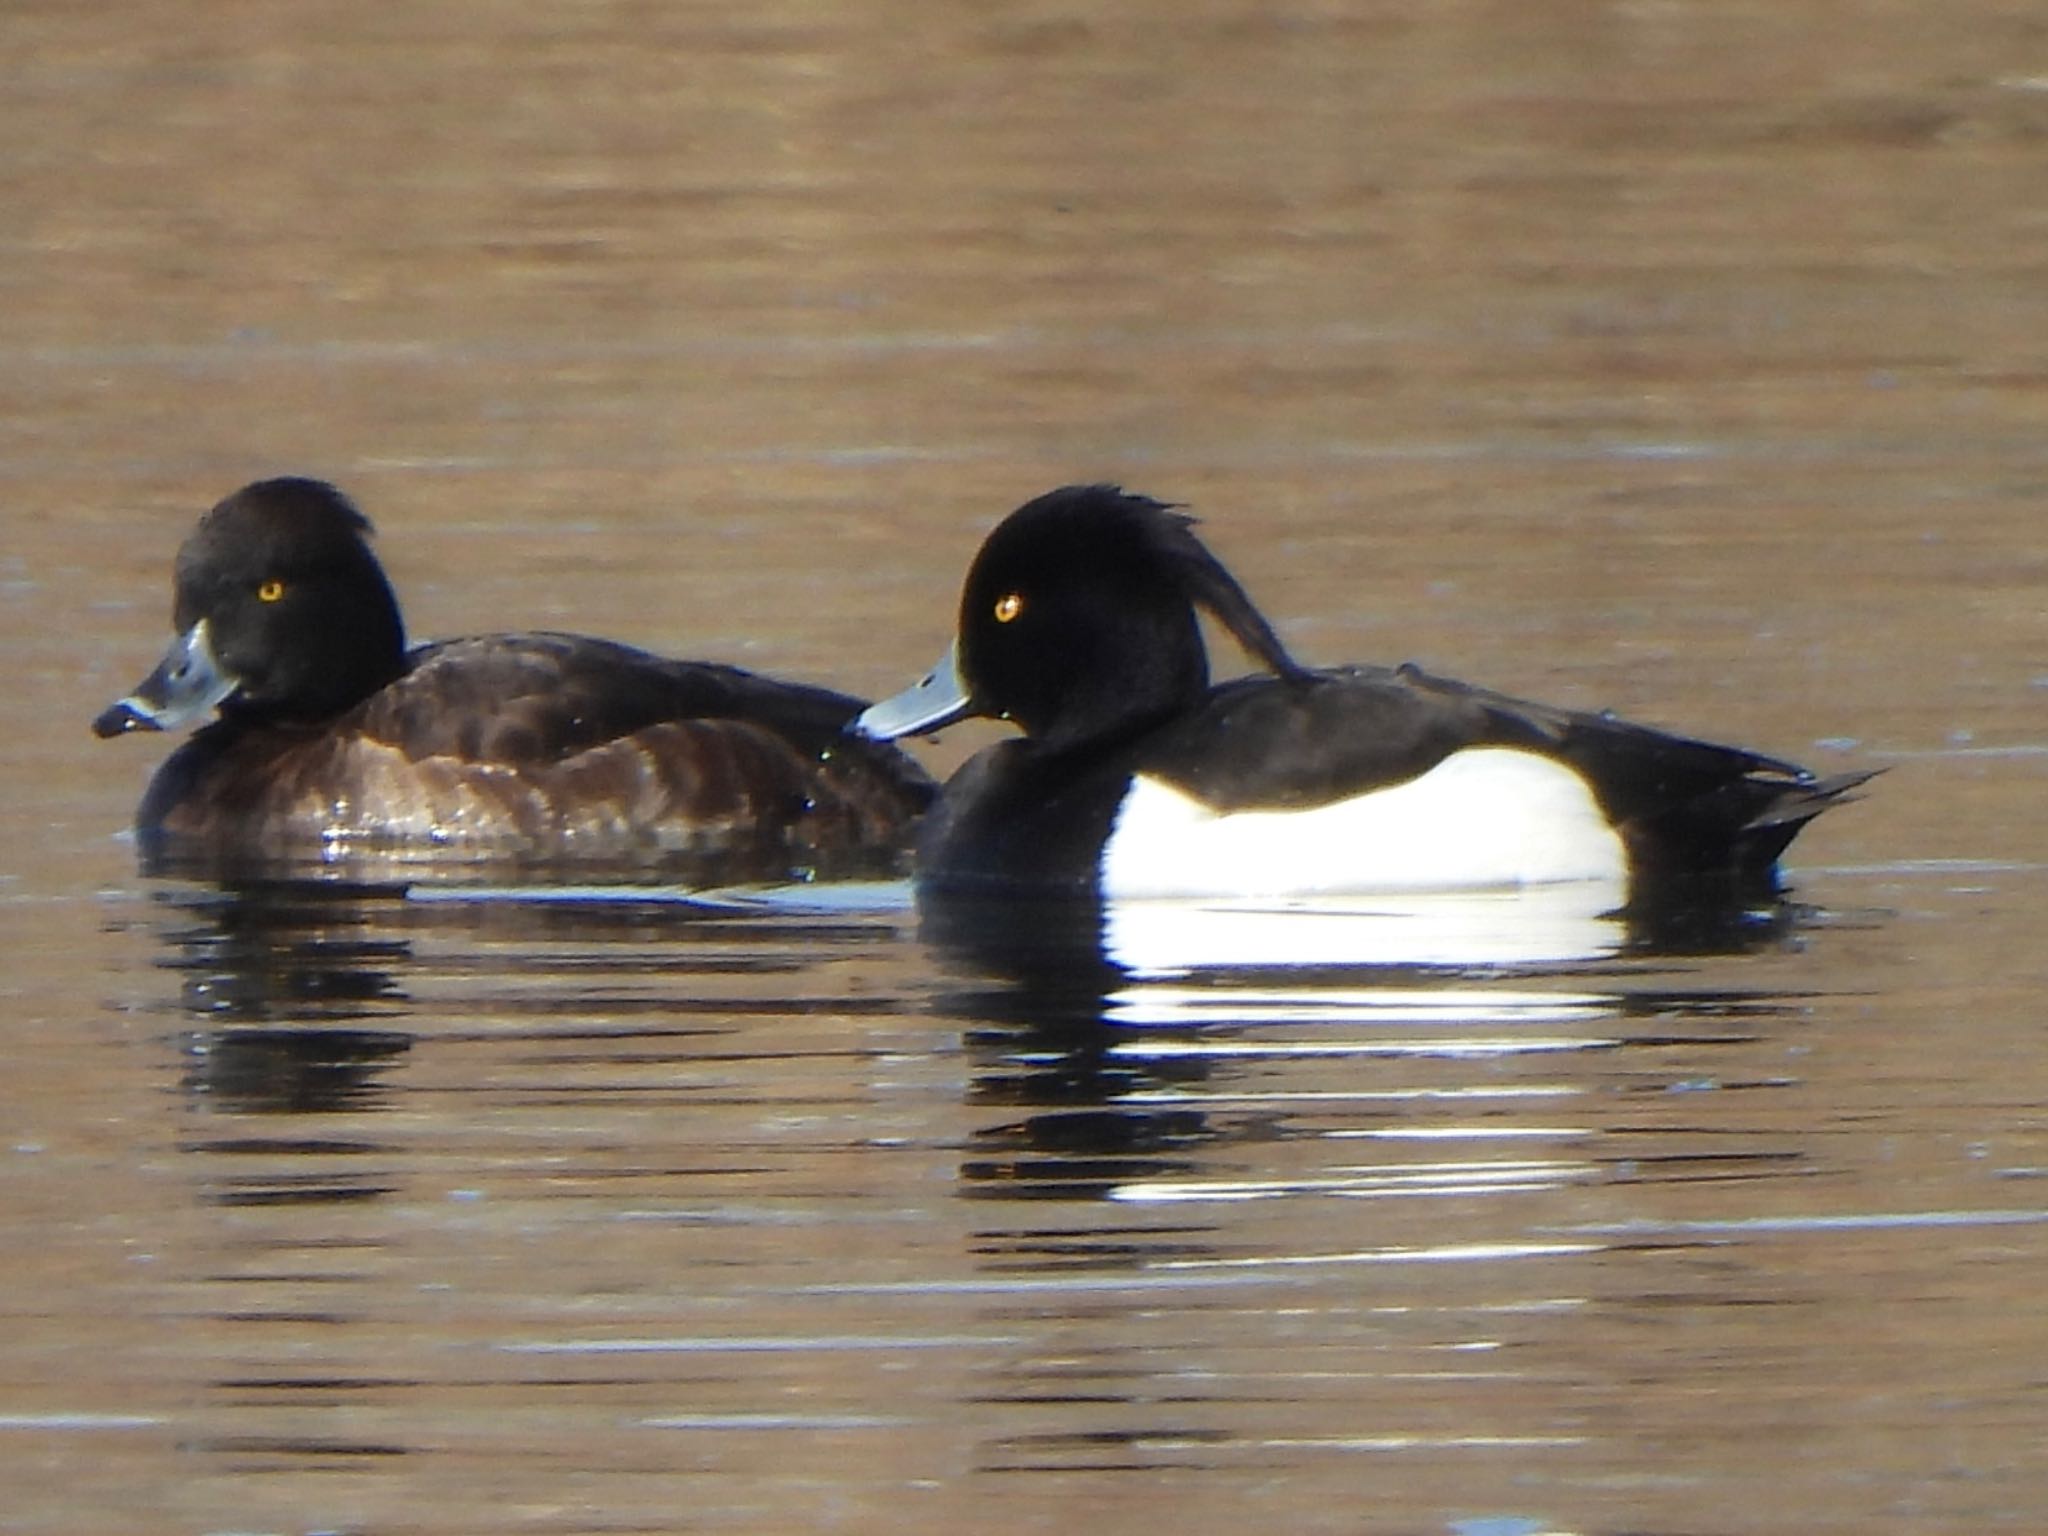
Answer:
[
  {"left": 257, "top": 579, "right": 286, "bottom": 603},
  {"left": 993, "top": 592, "right": 1024, "bottom": 624}
]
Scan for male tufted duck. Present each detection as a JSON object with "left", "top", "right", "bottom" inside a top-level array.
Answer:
[
  {"left": 855, "top": 485, "right": 1871, "bottom": 905},
  {"left": 95, "top": 478, "right": 933, "bottom": 873}
]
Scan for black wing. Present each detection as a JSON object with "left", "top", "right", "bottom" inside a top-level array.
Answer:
[{"left": 1136, "top": 663, "right": 1872, "bottom": 893}]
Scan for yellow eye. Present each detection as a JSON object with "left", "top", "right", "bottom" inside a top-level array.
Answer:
[
  {"left": 257, "top": 579, "right": 286, "bottom": 603},
  {"left": 993, "top": 592, "right": 1024, "bottom": 624}
]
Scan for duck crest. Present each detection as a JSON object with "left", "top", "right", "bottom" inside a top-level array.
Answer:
[{"left": 1134, "top": 497, "right": 1312, "bottom": 683}]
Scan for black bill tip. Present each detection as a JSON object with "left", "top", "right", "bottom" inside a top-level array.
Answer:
[{"left": 92, "top": 700, "right": 161, "bottom": 738}]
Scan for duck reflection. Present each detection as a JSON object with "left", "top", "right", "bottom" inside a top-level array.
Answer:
[
  {"left": 930, "top": 883, "right": 1816, "bottom": 1215},
  {"left": 924, "top": 879, "right": 1806, "bottom": 983},
  {"left": 962, "top": 1009, "right": 1229, "bottom": 1205},
  {"left": 152, "top": 878, "right": 416, "bottom": 1119},
  {"left": 147, "top": 871, "right": 919, "bottom": 1127},
  {"left": 178, "top": 1027, "right": 411, "bottom": 1119},
  {"left": 129, "top": 877, "right": 419, "bottom": 1215}
]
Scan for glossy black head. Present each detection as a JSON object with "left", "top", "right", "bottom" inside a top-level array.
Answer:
[
  {"left": 94, "top": 478, "right": 407, "bottom": 736},
  {"left": 954, "top": 485, "right": 1306, "bottom": 749}
]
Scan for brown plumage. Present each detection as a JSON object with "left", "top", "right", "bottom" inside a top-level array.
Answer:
[{"left": 96, "top": 480, "right": 932, "bottom": 877}]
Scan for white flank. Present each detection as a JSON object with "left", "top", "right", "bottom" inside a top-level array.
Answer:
[
  {"left": 1100, "top": 747, "right": 1628, "bottom": 899},
  {"left": 1101, "top": 885, "right": 1628, "bottom": 974}
]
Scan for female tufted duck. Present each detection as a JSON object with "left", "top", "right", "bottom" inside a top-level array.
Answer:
[
  {"left": 855, "top": 485, "right": 1871, "bottom": 905},
  {"left": 95, "top": 478, "right": 932, "bottom": 874}
]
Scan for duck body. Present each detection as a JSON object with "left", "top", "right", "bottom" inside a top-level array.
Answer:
[
  {"left": 856, "top": 485, "right": 1869, "bottom": 906},
  {"left": 129, "top": 632, "right": 929, "bottom": 868},
  {"left": 96, "top": 479, "right": 932, "bottom": 873}
]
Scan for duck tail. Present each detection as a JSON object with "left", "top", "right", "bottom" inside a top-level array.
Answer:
[
  {"left": 1736, "top": 766, "right": 1883, "bottom": 864},
  {"left": 1624, "top": 762, "right": 1882, "bottom": 904}
]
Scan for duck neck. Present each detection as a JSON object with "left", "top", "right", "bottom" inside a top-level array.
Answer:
[{"left": 1033, "top": 637, "right": 1208, "bottom": 755}]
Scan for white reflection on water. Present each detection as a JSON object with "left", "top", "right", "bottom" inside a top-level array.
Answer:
[
  {"left": 1109, "top": 1165, "right": 1593, "bottom": 1202},
  {"left": 1101, "top": 881, "right": 1629, "bottom": 976},
  {"left": 1121, "top": 1085, "right": 1580, "bottom": 1107},
  {"left": 1108, "top": 1034, "right": 1615, "bottom": 1058},
  {"left": 0, "top": 1415, "right": 167, "bottom": 1431},
  {"left": 1103, "top": 985, "right": 1617, "bottom": 1032}
]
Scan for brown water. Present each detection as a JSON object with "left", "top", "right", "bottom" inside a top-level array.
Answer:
[{"left": 5, "top": 3, "right": 2047, "bottom": 1532}]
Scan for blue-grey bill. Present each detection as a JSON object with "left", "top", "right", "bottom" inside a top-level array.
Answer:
[
  {"left": 853, "top": 644, "right": 973, "bottom": 740},
  {"left": 91, "top": 619, "right": 239, "bottom": 738}
]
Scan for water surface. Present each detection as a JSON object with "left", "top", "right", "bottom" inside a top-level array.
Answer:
[{"left": 4, "top": 3, "right": 2045, "bottom": 1533}]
